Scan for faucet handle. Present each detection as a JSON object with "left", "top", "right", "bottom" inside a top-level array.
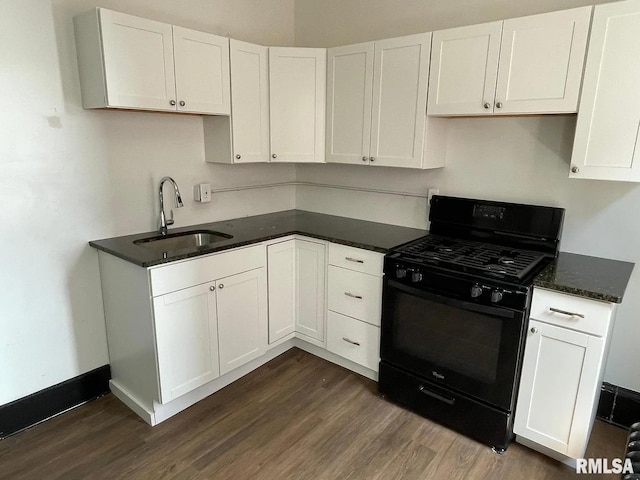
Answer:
[{"left": 167, "top": 209, "right": 175, "bottom": 226}]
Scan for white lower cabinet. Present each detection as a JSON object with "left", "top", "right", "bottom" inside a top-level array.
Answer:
[
  {"left": 216, "top": 268, "right": 268, "bottom": 375},
  {"left": 326, "top": 311, "right": 380, "bottom": 371},
  {"left": 154, "top": 282, "right": 220, "bottom": 403},
  {"left": 98, "top": 245, "right": 267, "bottom": 410},
  {"left": 515, "top": 288, "right": 616, "bottom": 460},
  {"left": 325, "top": 244, "right": 384, "bottom": 372},
  {"left": 266, "top": 238, "right": 327, "bottom": 344}
]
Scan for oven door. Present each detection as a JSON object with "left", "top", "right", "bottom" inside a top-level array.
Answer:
[{"left": 380, "top": 278, "right": 526, "bottom": 411}]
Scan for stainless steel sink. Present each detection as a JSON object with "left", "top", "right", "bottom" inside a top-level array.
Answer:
[{"left": 133, "top": 230, "right": 233, "bottom": 253}]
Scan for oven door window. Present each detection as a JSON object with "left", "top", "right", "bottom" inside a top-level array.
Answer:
[{"left": 381, "top": 280, "right": 525, "bottom": 410}]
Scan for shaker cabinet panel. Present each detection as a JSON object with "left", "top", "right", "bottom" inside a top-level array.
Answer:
[
  {"left": 515, "top": 319, "right": 606, "bottom": 458},
  {"left": 269, "top": 48, "right": 326, "bottom": 163},
  {"left": 216, "top": 268, "right": 268, "bottom": 375},
  {"left": 230, "top": 39, "right": 270, "bottom": 163},
  {"left": 495, "top": 7, "right": 591, "bottom": 114},
  {"left": 571, "top": 0, "right": 640, "bottom": 182},
  {"left": 153, "top": 283, "right": 220, "bottom": 404},
  {"left": 98, "top": 9, "right": 177, "bottom": 111},
  {"left": 370, "top": 33, "right": 432, "bottom": 168},
  {"left": 295, "top": 240, "right": 327, "bottom": 341},
  {"left": 326, "top": 42, "right": 375, "bottom": 165},
  {"left": 428, "top": 22, "right": 502, "bottom": 116},
  {"left": 173, "top": 26, "right": 230, "bottom": 115},
  {"left": 267, "top": 240, "right": 297, "bottom": 343}
]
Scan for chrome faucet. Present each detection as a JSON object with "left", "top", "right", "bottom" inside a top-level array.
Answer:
[{"left": 158, "top": 176, "right": 184, "bottom": 235}]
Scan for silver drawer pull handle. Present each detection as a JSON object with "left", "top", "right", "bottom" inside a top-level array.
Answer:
[
  {"left": 345, "top": 257, "right": 364, "bottom": 264},
  {"left": 549, "top": 307, "right": 584, "bottom": 319},
  {"left": 344, "top": 292, "right": 363, "bottom": 300},
  {"left": 342, "top": 337, "right": 360, "bottom": 346}
]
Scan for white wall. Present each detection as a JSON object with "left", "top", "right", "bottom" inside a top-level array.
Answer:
[
  {"left": 0, "top": 0, "right": 295, "bottom": 405},
  {"left": 295, "top": 1, "right": 640, "bottom": 391}
]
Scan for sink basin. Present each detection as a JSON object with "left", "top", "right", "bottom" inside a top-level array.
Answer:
[{"left": 134, "top": 230, "right": 233, "bottom": 253}]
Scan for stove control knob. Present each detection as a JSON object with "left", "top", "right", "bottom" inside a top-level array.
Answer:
[
  {"left": 491, "top": 290, "right": 504, "bottom": 303},
  {"left": 470, "top": 284, "right": 483, "bottom": 298},
  {"left": 396, "top": 267, "right": 407, "bottom": 279},
  {"left": 411, "top": 270, "right": 423, "bottom": 283}
]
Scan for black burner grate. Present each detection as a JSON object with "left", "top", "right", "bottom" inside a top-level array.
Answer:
[{"left": 397, "top": 235, "right": 548, "bottom": 281}]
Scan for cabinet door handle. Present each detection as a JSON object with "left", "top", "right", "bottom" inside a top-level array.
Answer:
[
  {"left": 571, "top": 166, "right": 579, "bottom": 174},
  {"left": 483, "top": 102, "right": 491, "bottom": 109},
  {"left": 344, "top": 292, "right": 363, "bottom": 300},
  {"left": 236, "top": 154, "right": 241, "bottom": 160},
  {"left": 369, "top": 156, "right": 375, "bottom": 162},
  {"left": 272, "top": 154, "right": 277, "bottom": 159},
  {"left": 218, "top": 284, "right": 224, "bottom": 289},
  {"left": 530, "top": 327, "right": 538, "bottom": 334},
  {"left": 169, "top": 100, "right": 176, "bottom": 106},
  {"left": 179, "top": 100, "right": 186, "bottom": 107},
  {"left": 342, "top": 337, "right": 360, "bottom": 346},
  {"left": 362, "top": 156, "right": 368, "bottom": 162},
  {"left": 345, "top": 257, "right": 364, "bottom": 264},
  {"left": 549, "top": 307, "right": 584, "bottom": 319},
  {"left": 495, "top": 102, "right": 503, "bottom": 109},
  {"left": 209, "top": 286, "right": 215, "bottom": 291}
]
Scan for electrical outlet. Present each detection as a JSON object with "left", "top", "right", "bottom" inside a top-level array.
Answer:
[{"left": 194, "top": 183, "right": 212, "bottom": 203}]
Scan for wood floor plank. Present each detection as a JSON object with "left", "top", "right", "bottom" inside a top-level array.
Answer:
[{"left": 0, "top": 348, "right": 628, "bottom": 480}]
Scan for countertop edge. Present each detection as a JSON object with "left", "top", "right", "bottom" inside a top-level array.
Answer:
[
  {"left": 90, "top": 230, "right": 396, "bottom": 268},
  {"left": 532, "top": 280, "right": 624, "bottom": 304}
]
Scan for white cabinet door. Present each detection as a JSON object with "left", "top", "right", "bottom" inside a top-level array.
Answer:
[
  {"left": 216, "top": 268, "right": 268, "bottom": 376},
  {"left": 296, "top": 240, "right": 326, "bottom": 341},
  {"left": 326, "top": 42, "right": 375, "bottom": 165},
  {"left": 370, "top": 33, "right": 431, "bottom": 168},
  {"left": 173, "top": 26, "right": 230, "bottom": 115},
  {"left": 230, "top": 39, "right": 270, "bottom": 163},
  {"left": 571, "top": 0, "right": 640, "bottom": 182},
  {"left": 153, "top": 282, "right": 219, "bottom": 403},
  {"left": 99, "top": 9, "right": 176, "bottom": 111},
  {"left": 515, "top": 320, "right": 605, "bottom": 458},
  {"left": 269, "top": 47, "right": 326, "bottom": 163},
  {"left": 428, "top": 22, "right": 502, "bottom": 116},
  {"left": 267, "top": 240, "right": 296, "bottom": 343},
  {"left": 495, "top": 7, "right": 591, "bottom": 114}
]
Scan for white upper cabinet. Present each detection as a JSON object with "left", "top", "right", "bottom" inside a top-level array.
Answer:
[
  {"left": 173, "top": 26, "right": 230, "bottom": 115},
  {"left": 371, "top": 33, "right": 434, "bottom": 168},
  {"left": 428, "top": 7, "right": 591, "bottom": 116},
  {"left": 495, "top": 7, "right": 591, "bottom": 114},
  {"left": 571, "top": 0, "right": 640, "bottom": 182},
  {"left": 428, "top": 22, "right": 502, "bottom": 116},
  {"left": 229, "top": 40, "right": 270, "bottom": 163},
  {"left": 269, "top": 47, "right": 326, "bottom": 163},
  {"left": 74, "top": 8, "right": 230, "bottom": 114},
  {"left": 327, "top": 34, "right": 445, "bottom": 169},
  {"left": 326, "top": 42, "right": 375, "bottom": 165}
]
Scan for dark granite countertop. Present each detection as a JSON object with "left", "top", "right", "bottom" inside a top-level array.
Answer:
[
  {"left": 534, "top": 252, "right": 634, "bottom": 303},
  {"left": 89, "top": 210, "right": 428, "bottom": 267}
]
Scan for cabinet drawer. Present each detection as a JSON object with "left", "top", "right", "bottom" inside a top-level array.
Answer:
[
  {"left": 328, "top": 266, "right": 382, "bottom": 326},
  {"left": 530, "top": 288, "right": 615, "bottom": 337},
  {"left": 326, "top": 311, "right": 380, "bottom": 371},
  {"left": 150, "top": 245, "right": 265, "bottom": 297},
  {"left": 328, "top": 243, "right": 383, "bottom": 276}
]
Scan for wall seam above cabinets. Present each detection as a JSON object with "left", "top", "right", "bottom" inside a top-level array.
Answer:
[{"left": 211, "top": 181, "right": 429, "bottom": 199}]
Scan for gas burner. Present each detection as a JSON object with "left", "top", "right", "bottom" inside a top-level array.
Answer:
[{"left": 394, "top": 234, "right": 551, "bottom": 283}]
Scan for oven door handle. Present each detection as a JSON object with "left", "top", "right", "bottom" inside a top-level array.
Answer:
[
  {"left": 418, "top": 385, "right": 456, "bottom": 405},
  {"left": 385, "top": 279, "right": 518, "bottom": 319}
]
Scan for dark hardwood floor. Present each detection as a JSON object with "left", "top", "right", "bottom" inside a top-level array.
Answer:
[{"left": 0, "top": 348, "right": 627, "bottom": 479}]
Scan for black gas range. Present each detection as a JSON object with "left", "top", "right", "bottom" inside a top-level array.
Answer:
[{"left": 379, "top": 195, "right": 564, "bottom": 452}]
